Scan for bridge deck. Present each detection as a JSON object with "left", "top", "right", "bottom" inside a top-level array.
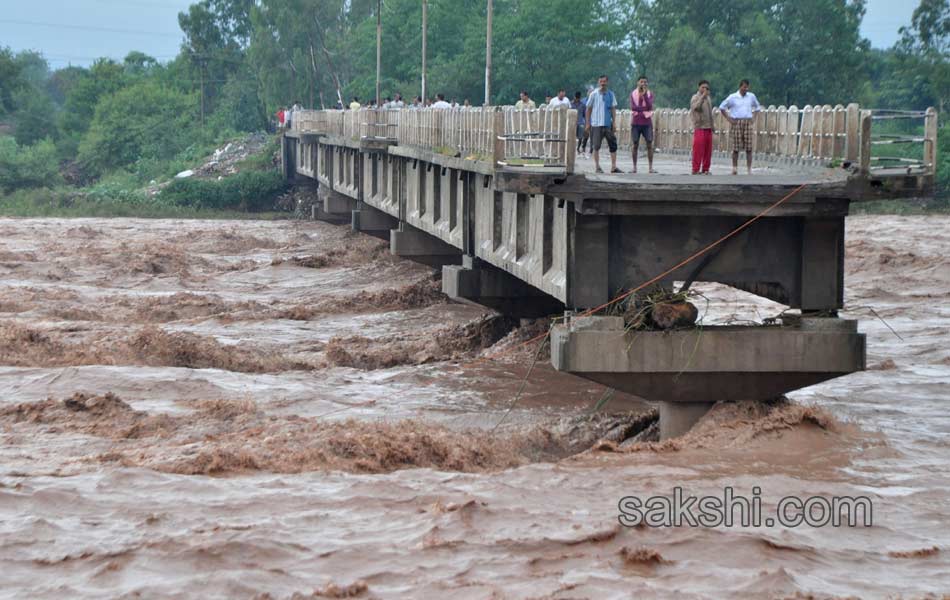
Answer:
[{"left": 572, "top": 152, "right": 849, "bottom": 185}]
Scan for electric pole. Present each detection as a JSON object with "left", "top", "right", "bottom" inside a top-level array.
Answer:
[
  {"left": 485, "top": 0, "right": 492, "bottom": 106},
  {"left": 376, "top": 0, "right": 382, "bottom": 107},
  {"left": 421, "top": 0, "right": 427, "bottom": 103}
]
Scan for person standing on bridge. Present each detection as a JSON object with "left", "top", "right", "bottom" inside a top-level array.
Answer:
[
  {"left": 349, "top": 97, "right": 362, "bottom": 111},
  {"left": 690, "top": 80, "right": 714, "bottom": 175},
  {"left": 585, "top": 75, "right": 621, "bottom": 174},
  {"left": 515, "top": 91, "right": 536, "bottom": 110},
  {"left": 629, "top": 75, "right": 656, "bottom": 174},
  {"left": 572, "top": 91, "right": 589, "bottom": 157},
  {"left": 432, "top": 93, "right": 452, "bottom": 109},
  {"left": 719, "top": 79, "right": 762, "bottom": 175},
  {"left": 549, "top": 89, "right": 571, "bottom": 109}
]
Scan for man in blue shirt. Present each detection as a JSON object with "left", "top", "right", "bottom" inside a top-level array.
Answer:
[
  {"left": 585, "top": 75, "right": 621, "bottom": 173},
  {"left": 719, "top": 79, "right": 763, "bottom": 175},
  {"left": 572, "top": 91, "right": 589, "bottom": 157}
]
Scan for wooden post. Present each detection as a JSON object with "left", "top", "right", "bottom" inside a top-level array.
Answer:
[
  {"left": 860, "top": 110, "right": 872, "bottom": 173},
  {"left": 924, "top": 107, "right": 938, "bottom": 175},
  {"left": 421, "top": 0, "right": 428, "bottom": 102},
  {"left": 845, "top": 103, "right": 860, "bottom": 162},
  {"left": 493, "top": 108, "right": 505, "bottom": 169},
  {"left": 485, "top": 0, "right": 492, "bottom": 105}
]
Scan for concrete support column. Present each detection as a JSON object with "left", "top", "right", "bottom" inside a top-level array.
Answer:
[
  {"left": 353, "top": 203, "right": 399, "bottom": 240},
  {"left": 323, "top": 188, "right": 356, "bottom": 216},
  {"left": 443, "top": 255, "right": 563, "bottom": 317},
  {"left": 390, "top": 223, "right": 462, "bottom": 267},
  {"left": 658, "top": 402, "right": 712, "bottom": 439},
  {"left": 313, "top": 187, "right": 353, "bottom": 224}
]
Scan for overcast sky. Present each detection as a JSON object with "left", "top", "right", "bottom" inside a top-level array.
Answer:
[{"left": 0, "top": 0, "right": 920, "bottom": 68}]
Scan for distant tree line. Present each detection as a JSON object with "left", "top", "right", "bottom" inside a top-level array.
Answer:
[{"left": 0, "top": 0, "right": 946, "bottom": 193}]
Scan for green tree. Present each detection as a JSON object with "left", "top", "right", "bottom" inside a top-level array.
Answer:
[
  {"left": 0, "top": 47, "right": 25, "bottom": 116},
  {"left": 77, "top": 81, "right": 195, "bottom": 176},
  {"left": 58, "top": 60, "right": 127, "bottom": 156},
  {"left": 630, "top": 0, "right": 870, "bottom": 107},
  {"left": 899, "top": 0, "right": 949, "bottom": 112}
]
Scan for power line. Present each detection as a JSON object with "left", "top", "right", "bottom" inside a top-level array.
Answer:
[{"left": 0, "top": 18, "right": 183, "bottom": 38}]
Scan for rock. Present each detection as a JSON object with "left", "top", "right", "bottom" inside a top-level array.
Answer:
[{"left": 175, "top": 169, "right": 194, "bottom": 179}]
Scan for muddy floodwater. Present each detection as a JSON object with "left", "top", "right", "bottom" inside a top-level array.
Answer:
[{"left": 0, "top": 215, "right": 948, "bottom": 598}]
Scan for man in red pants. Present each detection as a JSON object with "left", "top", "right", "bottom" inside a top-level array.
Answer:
[{"left": 690, "top": 80, "right": 714, "bottom": 175}]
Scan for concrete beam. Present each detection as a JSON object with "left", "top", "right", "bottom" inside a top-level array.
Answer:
[
  {"left": 443, "top": 256, "right": 563, "bottom": 317},
  {"left": 550, "top": 315, "right": 865, "bottom": 403},
  {"left": 391, "top": 223, "right": 462, "bottom": 268}
]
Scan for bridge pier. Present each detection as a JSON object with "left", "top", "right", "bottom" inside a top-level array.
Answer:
[
  {"left": 551, "top": 315, "right": 865, "bottom": 439},
  {"left": 321, "top": 187, "right": 356, "bottom": 217},
  {"left": 443, "top": 256, "right": 563, "bottom": 317},
  {"left": 659, "top": 402, "right": 713, "bottom": 439},
  {"left": 352, "top": 203, "right": 399, "bottom": 240},
  {"left": 391, "top": 223, "right": 462, "bottom": 268}
]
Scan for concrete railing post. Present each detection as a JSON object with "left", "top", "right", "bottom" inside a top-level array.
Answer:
[
  {"left": 859, "top": 110, "right": 872, "bottom": 174},
  {"left": 845, "top": 103, "right": 860, "bottom": 163},
  {"left": 924, "top": 107, "right": 938, "bottom": 176},
  {"left": 493, "top": 108, "right": 505, "bottom": 169}
]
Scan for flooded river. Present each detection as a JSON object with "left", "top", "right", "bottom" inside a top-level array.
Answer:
[{"left": 0, "top": 216, "right": 947, "bottom": 598}]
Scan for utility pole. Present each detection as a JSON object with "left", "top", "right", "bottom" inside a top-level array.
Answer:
[
  {"left": 485, "top": 0, "right": 492, "bottom": 105},
  {"left": 421, "top": 0, "right": 427, "bottom": 102},
  {"left": 199, "top": 57, "right": 205, "bottom": 127},
  {"left": 376, "top": 0, "right": 382, "bottom": 107}
]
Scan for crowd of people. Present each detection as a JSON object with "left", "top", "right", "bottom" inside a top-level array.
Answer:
[
  {"left": 277, "top": 76, "right": 763, "bottom": 176},
  {"left": 572, "top": 75, "right": 762, "bottom": 175}
]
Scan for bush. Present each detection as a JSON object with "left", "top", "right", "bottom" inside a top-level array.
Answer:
[
  {"left": 0, "top": 136, "right": 61, "bottom": 192},
  {"left": 160, "top": 170, "right": 288, "bottom": 211}
]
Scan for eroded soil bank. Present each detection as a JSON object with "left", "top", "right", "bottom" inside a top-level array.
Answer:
[{"left": 0, "top": 216, "right": 948, "bottom": 598}]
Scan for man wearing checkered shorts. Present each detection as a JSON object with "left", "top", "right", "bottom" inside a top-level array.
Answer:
[{"left": 719, "top": 79, "right": 762, "bottom": 175}]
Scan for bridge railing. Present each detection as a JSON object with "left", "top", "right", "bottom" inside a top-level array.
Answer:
[
  {"left": 291, "top": 106, "right": 577, "bottom": 172},
  {"left": 290, "top": 104, "right": 937, "bottom": 177},
  {"left": 616, "top": 104, "right": 865, "bottom": 165}
]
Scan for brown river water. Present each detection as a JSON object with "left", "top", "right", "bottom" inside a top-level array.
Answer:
[{"left": 0, "top": 216, "right": 947, "bottom": 598}]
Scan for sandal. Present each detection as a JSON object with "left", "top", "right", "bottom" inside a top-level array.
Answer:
[
  {"left": 611, "top": 168, "right": 623, "bottom": 174},
  {"left": 595, "top": 167, "right": 604, "bottom": 173}
]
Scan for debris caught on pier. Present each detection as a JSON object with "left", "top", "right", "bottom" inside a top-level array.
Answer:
[{"left": 616, "top": 288, "right": 701, "bottom": 331}]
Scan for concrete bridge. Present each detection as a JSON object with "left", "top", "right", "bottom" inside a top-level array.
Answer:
[{"left": 282, "top": 103, "right": 938, "bottom": 437}]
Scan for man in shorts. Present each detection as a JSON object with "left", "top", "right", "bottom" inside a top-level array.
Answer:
[
  {"left": 629, "top": 75, "right": 655, "bottom": 173},
  {"left": 719, "top": 79, "right": 762, "bottom": 174},
  {"left": 585, "top": 75, "right": 621, "bottom": 174}
]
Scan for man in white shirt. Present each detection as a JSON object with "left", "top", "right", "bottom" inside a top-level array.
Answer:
[
  {"left": 432, "top": 93, "right": 452, "bottom": 109},
  {"left": 719, "top": 79, "right": 762, "bottom": 175},
  {"left": 548, "top": 89, "right": 571, "bottom": 109}
]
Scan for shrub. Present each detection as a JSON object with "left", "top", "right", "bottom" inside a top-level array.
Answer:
[
  {"left": 160, "top": 170, "right": 288, "bottom": 211},
  {"left": 0, "top": 136, "right": 61, "bottom": 192}
]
